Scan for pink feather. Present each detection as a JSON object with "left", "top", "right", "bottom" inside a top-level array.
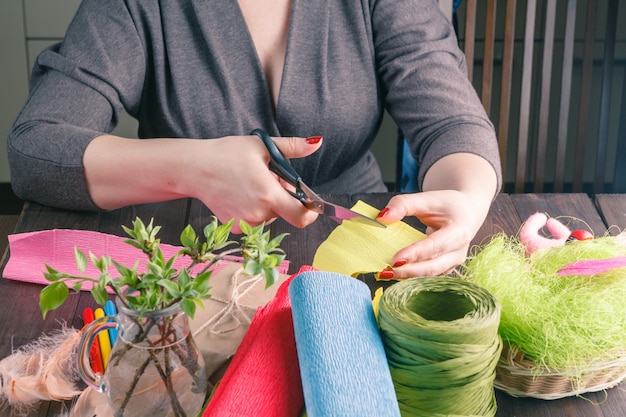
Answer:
[
  {"left": 0, "top": 327, "right": 84, "bottom": 415},
  {"left": 557, "top": 256, "right": 626, "bottom": 276}
]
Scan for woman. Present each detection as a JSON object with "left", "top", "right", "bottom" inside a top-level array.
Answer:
[{"left": 8, "top": 0, "right": 500, "bottom": 278}]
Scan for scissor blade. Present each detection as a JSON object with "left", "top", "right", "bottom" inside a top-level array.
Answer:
[
  {"left": 320, "top": 201, "right": 387, "bottom": 228},
  {"left": 297, "top": 182, "right": 386, "bottom": 227}
]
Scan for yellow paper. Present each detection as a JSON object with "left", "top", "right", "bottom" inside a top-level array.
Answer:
[{"left": 312, "top": 201, "right": 426, "bottom": 276}]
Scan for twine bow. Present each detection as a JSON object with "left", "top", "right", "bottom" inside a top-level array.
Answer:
[{"left": 193, "top": 268, "right": 263, "bottom": 336}]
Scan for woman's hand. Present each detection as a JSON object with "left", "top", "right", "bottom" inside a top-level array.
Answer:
[
  {"left": 375, "top": 153, "right": 498, "bottom": 278},
  {"left": 84, "top": 133, "right": 323, "bottom": 232},
  {"left": 191, "top": 134, "right": 323, "bottom": 232},
  {"left": 375, "top": 190, "right": 487, "bottom": 278}
]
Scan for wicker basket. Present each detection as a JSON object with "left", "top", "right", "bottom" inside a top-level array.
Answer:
[{"left": 494, "top": 343, "right": 626, "bottom": 400}]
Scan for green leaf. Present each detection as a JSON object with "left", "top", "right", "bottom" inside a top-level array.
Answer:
[
  {"left": 114, "top": 260, "right": 138, "bottom": 283},
  {"left": 44, "top": 264, "right": 59, "bottom": 274},
  {"left": 264, "top": 253, "right": 285, "bottom": 268},
  {"left": 131, "top": 217, "right": 147, "bottom": 239},
  {"left": 203, "top": 219, "right": 218, "bottom": 248},
  {"left": 180, "top": 298, "right": 197, "bottom": 319},
  {"left": 251, "top": 223, "right": 265, "bottom": 236},
  {"left": 239, "top": 220, "right": 253, "bottom": 235},
  {"left": 123, "top": 239, "right": 145, "bottom": 251},
  {"left": 98, "top": 272, "right": 112, "bottom": 289},
  {"left": 243, "top": 260, "right": 262, "bottom": 277},
  {"left": 90, "top": 283, "right": 109, "bottom": 305},
  {"left": 192, "top": 271, "right": 212, "bottom": 295},
  {"left": 178, "top": 268, "right": 191, "bottom": 289},
  {"left": 40, "top": 282, "right": 69, "bottom": 319},
  {"left": 93, "top": 255, "right": 112, "bottom": 272},
  {"left": 149, "top": 223, "right": 162, "bottom": 242},
  {"left": 43, "top": 265, "right": 63, "bottom": 282},
  {"left": 158, "top": 279, "right": 181, "bottom": 297},
  {"left": 262, "top": 267, "right": 278, "bottom": 288},
  {"left": 180, "top": 224, "right": 198, "bottom": 248},
  {"left": 121, "top": 224, "right": 134, "bottom": 239},
  {"left": 268, "top": 233, "right": 288, "bottom": 250},
  {"left": 213, "top": 220, "right": 235, "bottom": 250},
  {"left": 147, "top": 261, "right": 163, "bottom": 276},
  {"left": 74, "top": 247, "right": 88, "bottom": 272},
  {"left": 164, "top": 254, "right": 179, "bottom": 271},
  {"left": 126, "top": 294, "right": 142, "bottom": 308}
]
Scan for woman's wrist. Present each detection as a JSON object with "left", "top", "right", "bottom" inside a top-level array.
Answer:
[
  {"left": 83, "top": 135, "right": 203, "bottom": 209},
  {"left": 423, "top": 153, "right": 498, "bottom": 229},
  {"left": 423, "top": 153, "right": 498, "bottom": 199}
]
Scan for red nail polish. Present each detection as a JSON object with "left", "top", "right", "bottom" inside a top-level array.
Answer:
[
  {"left": 306, "top": 136, "right": 323, "bottom": 144},
  {"left": 379, "top": 270, "right": 395, "bottom": 279},
  {"left": 376, "top": 208, "right": 389, "bottom": 219},
  {"left": 393, "top": 259, "right": 407, "bottom": 268}
]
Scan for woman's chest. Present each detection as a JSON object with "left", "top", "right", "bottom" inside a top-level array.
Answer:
[
  {"left": 237, "top": 0, "right": 291, "bottom": 109},
  {"left": 137, "top": 0, "right": 381, "bottom": 139}
]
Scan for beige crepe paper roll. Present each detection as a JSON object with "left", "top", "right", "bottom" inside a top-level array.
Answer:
[{"left": 312, "top": 201, "right": 426, "bottom": 276}]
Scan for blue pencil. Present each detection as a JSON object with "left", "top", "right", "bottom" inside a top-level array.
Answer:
[{"left": 104, "top": 300, "right": 118, "bottom": 346}]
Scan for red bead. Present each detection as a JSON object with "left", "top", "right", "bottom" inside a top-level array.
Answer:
[{"left": 567, "top": 229, "right": 594, "bottom": 242}]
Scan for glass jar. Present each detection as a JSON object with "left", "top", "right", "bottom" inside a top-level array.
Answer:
[{"left": 79, "top": 298, "right": 208, "bottom": 417}]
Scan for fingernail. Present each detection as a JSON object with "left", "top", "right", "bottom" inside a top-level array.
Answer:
[
  {"left": 306, "top": 135, "right": 323, "bottom": 144},
  {"left": 379, "top": 270, "right": 395, "bottom": 279},
  {"left": 392, "top": 259, "right": 408, "bottom": 268},
  {"left": 376, "top": 208, "right": 390, "bottom": 219}
]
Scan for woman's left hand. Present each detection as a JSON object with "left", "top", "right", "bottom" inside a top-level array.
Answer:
[{"left": 375, "top": 189, "right": 489, "bottom": 278}]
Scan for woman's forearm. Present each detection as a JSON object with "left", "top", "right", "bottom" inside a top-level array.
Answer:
[
  {"left": 422, "top": 153, "right": 499, "bottom": 228},
  {"left": 83, "top": 135, "right": 205, "bottom": 210},
  {"left": 423, "top": 153, "right": 498, "bottom": 195},
  {"left": 82, "top": 133, "right": 324, "bottom": 233}
]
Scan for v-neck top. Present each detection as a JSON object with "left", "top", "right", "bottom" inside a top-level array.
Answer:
[{"left": 8, "top": 0, "right": 501, "bottom": 211}]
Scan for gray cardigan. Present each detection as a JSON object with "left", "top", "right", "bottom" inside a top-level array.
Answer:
[{"left": 8, "top": 0, "right": 501, "bottom": 210}]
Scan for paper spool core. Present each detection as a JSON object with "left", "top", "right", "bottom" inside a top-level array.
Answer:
[{"left": 406, "top": 290, "right": 474, "bottom": 322}]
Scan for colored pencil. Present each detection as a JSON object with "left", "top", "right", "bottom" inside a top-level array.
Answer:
[
  {"left": 82, "top": 307, "right": 104, "bottom": 375},
  {"left": 94, "top": 307, "right": 112, "bottom": 369},
  {"left": 104, "top": 299, "right": 118, "bottom": 345}
]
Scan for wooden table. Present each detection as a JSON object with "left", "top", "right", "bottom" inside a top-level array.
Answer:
[{"left": 1, "top": 193, "right": 625, "bottom": 416}]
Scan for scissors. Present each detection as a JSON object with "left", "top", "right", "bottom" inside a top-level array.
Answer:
[{"left": 251, "top": 129, "right": 386, "bottom": 228}]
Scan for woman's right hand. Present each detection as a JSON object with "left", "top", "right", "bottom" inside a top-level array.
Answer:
[
  {"left": 187, "top": 134, "right": 324, "bottom": 232},
  {"left": 83, "top": 134, "right": 323, "bottom": 232}
]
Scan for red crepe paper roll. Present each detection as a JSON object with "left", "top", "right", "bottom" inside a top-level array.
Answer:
[{"left": 202, "top": 266, "right": 315, "bottom": 416}]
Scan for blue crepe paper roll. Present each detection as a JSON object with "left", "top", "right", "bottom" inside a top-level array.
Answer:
[{"left": 289, "top": 271, "right": 401, "bottom": 417}]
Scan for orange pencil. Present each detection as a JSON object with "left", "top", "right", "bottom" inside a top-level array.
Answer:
[
  {"left": 82, "top": 307, "right": 104, "bottom": 375},
  {"left": 94, "top": 308, "right": 112, "bottom": 369}
]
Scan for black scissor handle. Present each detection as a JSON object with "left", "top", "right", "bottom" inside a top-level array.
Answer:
[
  {"left": 251, "top": 129, "right": 308, "bottom": 203},
  {"left": 251, "top": 129, "right": 301, "bottom": 186}
]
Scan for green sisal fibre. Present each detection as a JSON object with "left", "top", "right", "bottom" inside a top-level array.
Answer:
[{"left": 462, "top": 234, "right": 626, "bottom": 373}]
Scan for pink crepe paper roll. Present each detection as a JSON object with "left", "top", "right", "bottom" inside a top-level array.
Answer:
[
  {"left": 3, "top": 229, "right": 289, "bottom": 290},
  {"left": 202, "top": 266, "right": 315, "bottom": 417}
]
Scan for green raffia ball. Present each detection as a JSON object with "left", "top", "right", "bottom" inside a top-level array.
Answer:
[
  {"left": 378, "top": 277, "right": 502, "bottom": 417},
  {"left": 463, "top": 233, "right": 626, "bottom": 372}
]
